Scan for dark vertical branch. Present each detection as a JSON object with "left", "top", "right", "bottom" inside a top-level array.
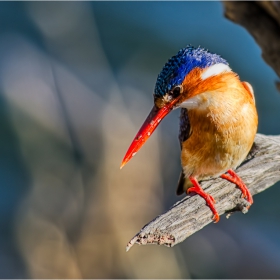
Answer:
[{"left": 223, "top": 2, "right": 280, "bottom": 80}]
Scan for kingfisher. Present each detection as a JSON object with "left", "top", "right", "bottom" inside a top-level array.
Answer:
[{"left": 120, "top": 45, "right": 258, "bottom": 222}]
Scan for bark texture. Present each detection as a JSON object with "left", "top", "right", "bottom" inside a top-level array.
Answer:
[
  {"left": 127, "top": 134, "right": 280, "bottom": 251},
  {"left": 223, "top": 1, "right": 280, "bottom": 79}
]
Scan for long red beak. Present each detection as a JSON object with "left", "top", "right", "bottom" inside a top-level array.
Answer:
[{"left": 120, "top": 97, "right": 179, "bottom": 169}]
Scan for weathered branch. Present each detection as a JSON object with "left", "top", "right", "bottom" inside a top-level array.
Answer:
[{"left": 126, "top": 134, "right": 280, "bottom": 251}]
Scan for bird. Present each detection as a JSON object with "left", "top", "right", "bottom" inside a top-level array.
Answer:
[{"left": 120, "top": 45, "right": 258, "bottom": 223}]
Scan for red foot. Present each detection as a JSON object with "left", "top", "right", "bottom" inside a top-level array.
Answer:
[
  {"left": 187, "top": 176, "right": 220, "bottom": 223},
  {"left": 221, "top": 169, "right": 253, "bottom": 205}
]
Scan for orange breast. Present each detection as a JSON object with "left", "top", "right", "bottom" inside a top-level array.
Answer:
[{"left": 180, "top": 71, "right": 258, "bottom": 180}]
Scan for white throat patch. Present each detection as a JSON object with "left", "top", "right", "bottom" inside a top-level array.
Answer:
[
  {"left": 201, "top": 63, "right": 232, "bottom": 80},
  {"left": 179, "top": 93, "right": 211, "bottom": 110}
]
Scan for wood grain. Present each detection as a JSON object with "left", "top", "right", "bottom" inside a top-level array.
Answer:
[{"left": 126, "top": 134, "right": 280, "bottom": 251}]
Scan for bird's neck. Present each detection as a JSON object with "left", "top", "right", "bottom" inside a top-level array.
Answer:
[{"left": 180, "top": 71, "right": 253, "bottom": 134}]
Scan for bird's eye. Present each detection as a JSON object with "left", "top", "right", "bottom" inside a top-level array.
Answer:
[{"left": 171, "top": 85, "right": 182, "bottom": 98}]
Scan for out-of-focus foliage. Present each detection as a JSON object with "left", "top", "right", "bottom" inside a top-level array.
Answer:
[{"left": 0, "top": 2, "right": 279, "bottom": 278}]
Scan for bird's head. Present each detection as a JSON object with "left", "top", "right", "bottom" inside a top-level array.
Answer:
[{"left": 121, "top": 45, "right": 231, "bottom": 168}]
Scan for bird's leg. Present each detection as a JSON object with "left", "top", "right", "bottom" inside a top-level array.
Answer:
[
  {"left": 187, "top": 176, "right": 220, "bottom": 223},
  {"left": 221, "top": 169, "right": 253, "bottom": 205}
]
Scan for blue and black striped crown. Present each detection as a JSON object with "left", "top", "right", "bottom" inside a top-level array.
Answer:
[{"left": 154, "top": 45, "right": 228, "bottom": 97}]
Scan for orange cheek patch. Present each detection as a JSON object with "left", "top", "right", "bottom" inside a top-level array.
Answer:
[{"left": 181, "top": 68, "right": 238, "bottom": 100}]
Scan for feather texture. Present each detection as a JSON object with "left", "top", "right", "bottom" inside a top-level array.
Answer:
[
  {"left": 154, "top": 45, "right": 228, "bottom": 97},
  {"left": 179, "top": 70, "right": 258, "bottom": 180}
]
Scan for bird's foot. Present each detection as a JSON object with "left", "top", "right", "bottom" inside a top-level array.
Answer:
[
  {"left": 187, "top": 176, "right": 220, "bottom": 223},
  {"left": 221, "top": 169, "right": 253, "bottom": 205}
]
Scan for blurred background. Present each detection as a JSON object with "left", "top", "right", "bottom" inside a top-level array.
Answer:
[{"left": 0, "top": 1, "right": 279, "bottom": 278}]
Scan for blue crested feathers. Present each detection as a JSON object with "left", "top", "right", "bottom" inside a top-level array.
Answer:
[{"left": 154, "top": 45, "right": 228, "bottom": 97}]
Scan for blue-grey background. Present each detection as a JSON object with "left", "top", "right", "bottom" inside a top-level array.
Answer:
[{"left": 0, "top": 1, "right": 279, "bottom": 278}]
